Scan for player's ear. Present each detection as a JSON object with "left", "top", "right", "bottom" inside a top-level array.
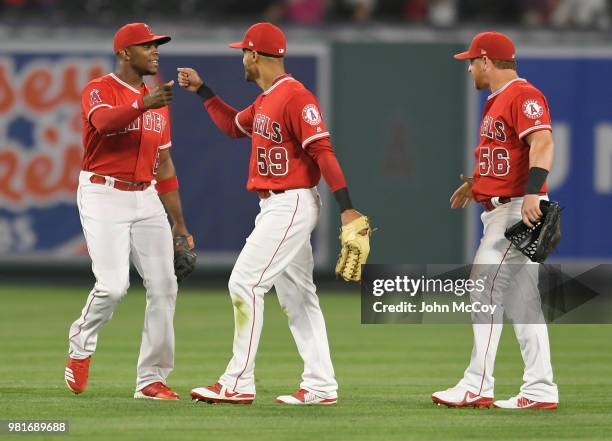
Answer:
[{"left": 120, "top": 48, "right": 130, "bottom": 61}]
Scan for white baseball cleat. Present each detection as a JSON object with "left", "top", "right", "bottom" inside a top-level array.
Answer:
[
  {"left": 276, "top": 389, "right": 337, "bottom": 405},
  {"left": 493, "top": 395, "right": 557, "bottom": 410},
  {"left": 190, "top": 382, "right": 255, "bottom": 405},
  {"left": 432, "top": 386, "right": 493, "bottom": 408}
]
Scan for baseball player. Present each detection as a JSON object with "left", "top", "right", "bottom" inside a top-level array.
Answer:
[
  {"left": 64, "top": 23, "right": 192, "bottom": 400},
  {"left": 178, "top": 22, "right": 366, "bottom": 405},
  {"left": 432, "top": 32, "right": 559, "bottom": 410}
]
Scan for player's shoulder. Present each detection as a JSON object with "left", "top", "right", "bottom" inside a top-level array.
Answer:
[
  {"left": 83, "top": 74, "right": 114, "bottom": 92},
  {"left": 282, "top": 78, "right": 318, "bottom": 103},
  {"left": 510, "top": 79, "right": 546, "bottom": 100},
  {"left": 289, "top": 79, "right": 313, "bottom": 95}
]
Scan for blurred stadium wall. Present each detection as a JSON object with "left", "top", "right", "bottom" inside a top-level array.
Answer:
[{"left": 1, "top": 7, "right": 611, "bottom": 280}]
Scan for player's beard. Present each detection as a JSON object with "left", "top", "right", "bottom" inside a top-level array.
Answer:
[
  {"left": 244, "top": 67, "right": 256, "bottom": 83},
  {"left": 131, "top": 60, "right": 157, "bottom": 77},
  {"left": 473, "top": 76, "right": 488, "bottom": 90},
  {"left": 470, "top": 68, "right": 488, "bottom": 90},
  {"left": 143, "top": 59, "right": 159, "bottom": 76}
]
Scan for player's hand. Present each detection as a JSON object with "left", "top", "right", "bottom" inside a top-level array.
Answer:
[
  {"left": 450, "top": 174, "right": 473, "bottom": 209},
  {"left": 172, "top": 223, "right": 192, "bottom": 242},
  {"left": 341, "top": 209, "right": 368, "bottom": 235},
  {"left": 177, "top": 67, "right": 204, "bottom": 92},
  {"left": 521, "top": 194, "right": 543, "bottom": 228},
  {"left": 143, "top": 80, "right": 174, "bottom": 109}
]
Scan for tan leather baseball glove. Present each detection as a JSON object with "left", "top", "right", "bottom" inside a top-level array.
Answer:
[{"left": 335, "top": 216, "right": 371, "bottom": 282}]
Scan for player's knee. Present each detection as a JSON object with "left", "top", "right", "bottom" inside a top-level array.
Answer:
[
  {"left": 101, "top": 278, "right": 130, "bottom": 302},
  {"left": 145, "top": 274, "right": 178, "bottom": 300},
  {"left": 228, "top": 276, "right": 249, "bottom": 300}
]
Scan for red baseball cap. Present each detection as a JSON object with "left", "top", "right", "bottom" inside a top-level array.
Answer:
[
  {"left": 113, "top": 23, "right": 171, "bottom": 53},
  {"left": 454, "top": 32, "right": 515, "bottom": 61},
  {"left": 229, "top": 22, "right": 286, "bottom": 57}
]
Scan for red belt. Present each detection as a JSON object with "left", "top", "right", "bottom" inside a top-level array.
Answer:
[
  {"left": 257, "top": 189, "right": 286, "bottom": 199},
  {"left": 89, "top": 174, "right": 150, "bottom": 191},
  {"left": 481, "top": 196, "right": 512, "bottom": 212}
]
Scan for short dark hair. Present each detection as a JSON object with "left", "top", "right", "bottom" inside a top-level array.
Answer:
[
  {"left": 243, "top": 48, "right": 283, "bottom": 59},
  {"left": 492, "top": 59, "right": 517, "bottom": 70}
]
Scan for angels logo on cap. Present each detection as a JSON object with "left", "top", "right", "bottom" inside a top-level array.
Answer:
[
  {"left": 229, "top": 22, "right": 287, "bottom": 57},
  {"left": 454, "top": 31, "right": 516, "bottom": 62},
  {"left": 113, "top": 22, "right": 171, "bottom": 53}
]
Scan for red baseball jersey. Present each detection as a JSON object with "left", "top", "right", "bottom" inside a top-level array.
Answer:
[
  {"left": 81, "top": 73, "right": 171, "bottom": 182},
  {"left": 471, "top": 78, "right": 552, "bottom": 202},
  {"left": 234, "top": 74, "right": 330, "bottom": 191}
]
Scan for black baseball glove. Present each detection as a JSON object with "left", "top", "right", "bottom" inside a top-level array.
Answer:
[
  {"left": 504, "top": 200, "right": 562, "bottom": 263},
  {"left": 173, "top": 235, "right": 196, "bottom": 283}
]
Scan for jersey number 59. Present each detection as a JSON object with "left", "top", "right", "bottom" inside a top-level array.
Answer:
[
  {"left": 257, "top": 146, "right": 289, "bottom": 176},
  {"left": 478, "top": 146, "right": 510, "bottom": 176}
]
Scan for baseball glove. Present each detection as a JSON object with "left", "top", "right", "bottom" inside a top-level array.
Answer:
[
  {"left": 504, "top": 200, "right": 562, "bottom": 263},
  {"left": 173, "top": 235, "right": 196, "bottom": 283},
  {"left": 335, "top": 216, "right": 372, "bottom": 282}
]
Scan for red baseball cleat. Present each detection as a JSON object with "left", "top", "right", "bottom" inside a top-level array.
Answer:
[
  {"left": 191, "top": 382, "right": 255, "bottom": 404},
  {"left": 432, "top": 386, "right": 493, "bottom": 408},
  {"left": 134, "top": 382, "right": 180, "bottom": 400},
  {"left": 493, "top": 395, "right": 558, "bottom": 410},
  {"left": 65, "top": 356, "right": 91, "bottom": 394},
  {"left": 64, "top": 356, "right": 91, "bottom": 394},
  {"left": 276, "top": 389, "right": 337, "bottom": 405}
]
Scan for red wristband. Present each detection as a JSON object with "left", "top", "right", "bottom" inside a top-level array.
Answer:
[{"left": 156, "top": 176, "right": 179, "bottom": 194}]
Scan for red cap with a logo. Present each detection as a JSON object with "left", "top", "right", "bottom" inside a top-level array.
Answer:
[
  {"left": 454, "top": 32, "right": 515, "bottom": 61},
  {"left": 113, "top": 23, "right": 171, "bottom": 53},
  {"left": 229, "top": 22, "right": 286, "bottom": 57}
]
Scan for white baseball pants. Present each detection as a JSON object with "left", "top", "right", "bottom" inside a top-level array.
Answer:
[
  {"left": 458, "top": 197, "right": 559, "bottom": 403},
  {"left": 68, "top": 171, "right": 178, "bottom": 391},
  {"left": 219, "top": 188, "right": 337, "bottom": 397}
]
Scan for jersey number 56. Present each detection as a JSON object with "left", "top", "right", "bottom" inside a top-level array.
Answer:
[
  {"left": 478, "top": 146, "right": 510, "bottom": 176},
  {"left": 257, "top": 146, "right": 289, "bottom": 176}
]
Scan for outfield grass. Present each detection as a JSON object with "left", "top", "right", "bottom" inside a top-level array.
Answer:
[{"left": 0, "top": 286, "right": 610, "bottom": 441}]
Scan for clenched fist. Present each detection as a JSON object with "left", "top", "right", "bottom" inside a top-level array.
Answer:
[{"left": 177, "top": 67, "right": 204, "bottom": 92}]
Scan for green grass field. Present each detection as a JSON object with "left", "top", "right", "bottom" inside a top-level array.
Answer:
[{"left": 1, "top": 286, "right": 610, "bottom": 441}]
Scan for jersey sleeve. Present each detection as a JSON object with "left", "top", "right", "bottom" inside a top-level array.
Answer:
[
  {"left": 82, "top": 81, "right": 115, "bottom": 122},
  {"left": 286, "top": 89, "right": 330, "bottom": 149},
  {"left": 234, "top": 104, "right": 255, "bottom": 138},
  {"left": 512, "top": 91, "right": 552, "bottom": 140},
  {"left": 159, "top": 109, "right": 172, "bottom": 150}
]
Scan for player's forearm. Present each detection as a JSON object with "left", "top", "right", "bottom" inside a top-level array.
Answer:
[
  {"left": 314, "top": 153, "right": 348, "bottom": 193},
  {"left": 159, "top": 190, "right": 187, "bottom": 230},
  {"left": 90, "top": 100, "right": 146, "bottom": 134},
  {"left": 156, "top": 155, "right": 187, "bottom": 229},
  {"left": 306, "top": 138, "right": 353, "bottom": 211},
  {"left": 307, "top": 139, "right": 348, "bottom": 192},
  {"left": 198, "top": 89, "right": 245, "bottom": 139},
  {"left": 525, "top": 133, "right": 554, "bottom": 194},
  {"left": 528, "top": 139, "right": 553, "bottom": 171}
]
